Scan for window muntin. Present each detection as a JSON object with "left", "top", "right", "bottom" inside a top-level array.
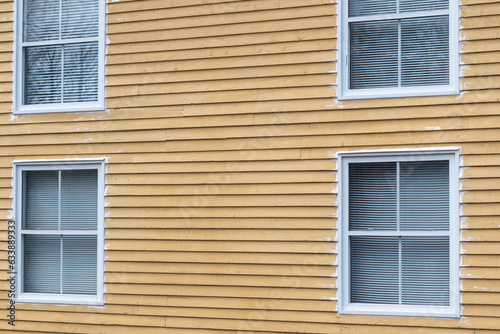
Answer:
[
  {"left": 339, "top": 151, "right": 459, "bottom": 317},
  {"left": 15, "top": 0, "right": 104, "bottom": 113},
  {"left": 15, "top": 161, "right": 104, "bottom": 305},
  {"left": 339, "top": 0, "right": 458, "bottom": 99}
]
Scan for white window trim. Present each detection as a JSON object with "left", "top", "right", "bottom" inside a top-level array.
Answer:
[
  {"left": 337, "top": 149, "right": 460, "bottom": 318},
  {"left": 13, "top": 0, "right": 106, "bottom": 114},
  {"left": 337, "top": 0, "right": 460, "bottom": 100},
  {"left": 13, "top": 159, "right": 106, "bottom": 305}
]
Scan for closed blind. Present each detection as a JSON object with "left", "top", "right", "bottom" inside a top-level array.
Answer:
[
  {"left": 348, "top": 160, "right": 450, "bottom": 306},
  {"left": 24, "top": 170, "right": 59, "bottom": 230},
  {"left": 23, "top": 235, "right": 61, "bottom": 293},
  {"left": 22, "top": 169, "right": 98, "bottom": 295},
  {"left": 61, "top": 170, "right": 98, "bottom": 230},
  {"left": 350, "top": 21, "right": 399, "bottom": 89},
  {"left": 348, "top": 0, "right": 450, "bottom": 89},
  {"left": 23, "top": 0, "right": 99, "bottom": 105},
  {"left": 349, "top": 162, "right": 397, "bottom": 230},
  {"left": 401, "top": 16, "right": 449, "bottom": 87}
]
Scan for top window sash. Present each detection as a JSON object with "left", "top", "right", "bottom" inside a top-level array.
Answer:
[
  {"left": 14, "top": 0, "right": 106, "bottom": 114},
  {"left": 338, "top": 0, "right": 459, "bottom": 100}
]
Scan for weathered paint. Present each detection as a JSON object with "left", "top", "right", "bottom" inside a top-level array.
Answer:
[{"left": 0, "top": 0, "right": 496, "bottom": 332}]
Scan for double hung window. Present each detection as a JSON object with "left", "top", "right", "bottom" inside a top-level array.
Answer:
[
  {"left": 15, "top": 0, "right": 105, "bottom": 113},
  {"left": 338, "top": 151, "right": 459, "bottom": 317},
  {"left": 15, "top": 161, "right": 104, "bottom": 305},
  {"left": 339, "top": 0, "right": 458, "bottom": 99}
]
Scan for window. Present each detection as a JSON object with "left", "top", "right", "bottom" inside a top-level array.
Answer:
[
  {"left": 15, "top": 0, "right": 105, "bottom": 114},
  {"left": 338, "top": 150, "right": 459, "bottom": 317},
  {"left": 14, "top": 160, "right": 104, "bottom": 305},
  {"left": 338, "top": 0, "right": 459, "bottom": 99}
]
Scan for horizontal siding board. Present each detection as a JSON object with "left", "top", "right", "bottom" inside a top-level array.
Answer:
[
  {"left": 106, "top": 240, "right": 335, "bottom": 254},
  {"left": 0, "top": 0, "right": 498, "bottom": 332},
  {"left": 106, "top": 251, "right": 336, "bottom": 265},
  {"left": 107, "top": 5, "right": 335, "bottom": 33},
  {"left": 108, "top": 17, "right": 336, "bottom": 45},
  {"left": 105, "top": 217, "right": 336, "bottom": 229}
]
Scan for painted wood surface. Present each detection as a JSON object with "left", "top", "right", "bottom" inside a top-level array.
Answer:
[{"left": 0, "top": 0, "right": 498, "bottom": 332}]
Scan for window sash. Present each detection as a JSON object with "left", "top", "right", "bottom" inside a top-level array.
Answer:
[
  {"left": 338, "top": 0, "right": 458, "bottom": 100},
  {"left": 338, "top": 150, "right": 459, "bottom": 317},
  {"left": 14, "top": 0, "right": 105, "bottom": 113},
  {"left": 14, "top": 161, "right": 105, "bottom": 305}
]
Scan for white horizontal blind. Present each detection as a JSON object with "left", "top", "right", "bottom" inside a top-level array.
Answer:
[
  {"left": 400, "top": 161, "right": 450, "bottom": 230},
  {"left": 23, "top": 235, "right": 61, "bottom": 293},
  {"left": 22, "top": 0, "right": 99, "bottom": 105},
  {"left": 348, "top": 0, "right": 450, "bottom": 89},
  {"left": 22, "top": 169, "right": 98, "bottom": 295},
  {"left": 349, "top": 162, "right": 397, "bottom": 230},
  {"left": 62, "top": 236, "right": 98, "bottom": 294},
  {"left": 348, "top": 160, "right": 451, "bottom": 306},
  {"left": 61, "top": 170, "right": 98, "bottom": 230}
]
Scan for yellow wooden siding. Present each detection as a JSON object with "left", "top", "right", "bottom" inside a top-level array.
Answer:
[{"left": 0, "top": 0, "right": 496, "bottom": 332}]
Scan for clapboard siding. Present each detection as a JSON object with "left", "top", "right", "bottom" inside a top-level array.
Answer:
[{"left": 0, "top": 0, "right": 497, "bottom": 332}]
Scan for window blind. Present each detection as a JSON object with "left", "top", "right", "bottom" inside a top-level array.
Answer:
[
  {"left": 22, "top": 169, "right": 98, "bottom": 295},
  {"left": 22, "top": 0, "right": 99, "bottom": 105},
  {"left": 348, "top": 0, "right": 450, "bottom": 90},
  {"left": 348, "top": 160, "right": 450, "bottom": 306}
]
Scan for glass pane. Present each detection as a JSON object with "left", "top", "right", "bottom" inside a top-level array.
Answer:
[
  {"left": 401, "top": 16, "right": 449, "bottom": 87},
  {"left": 349, "top": 162, "right": 397, "bottom": 230},
  {"left": 62, "top": 0, "right": 99, "bottom": 39},
  {"left": 349, "top": 0, "right": 397, "bottom": 17},
  {"left": 61, "top": 169, "right": 98, "bottom": 230},
  {"left": 63, "top": 42, "right": 99, "bottom": 103},
  {"left": 400, "top": 160, "right": 450, "bottom": 230},
  {"left": 24, "top": 235, "right": 61, "bottom": 293},
  {"left": 24, "top": 170, "right": 59, "bottom": 230},
  {"left": 23, "top": 0, "right": 60, "bottom": 42},
  {"left": 402, "top": 237, "right": 450, "bottom": 305},
  {"left": 25, "top": 45, "right": 62, "bottom": 105},
  {"left": 350, "top": 236, "right": 400, "bottom": 304},
  {"left": 400, "top": 0, "right": 449, "bottom": 13},
  {"left": 350, "top": 20, "right": 399, "bottom": 89},
  {"left": 62, "top": 236, "right": 97, "bottom": 294}
]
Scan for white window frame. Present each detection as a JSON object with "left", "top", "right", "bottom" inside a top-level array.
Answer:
[
  {"left": 13, "top": 0, "right": 106, "bottom": 114},
  {"left": 13, "top": 159, "right": 105, "bottom": 305},
  {"left": 337, "top": 149, "right": 460, "bottom": 317},
  {"left": 337, "top": 0, "right": 460, "bottom": 100}
]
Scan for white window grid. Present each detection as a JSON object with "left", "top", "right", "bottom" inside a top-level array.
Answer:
[
  {"left": 337, "top": 149, "right": 460, "bottom": 318},
  {"left": 337, "top": 0, "right": 460, "bottom": 100},
  {"left": 13, "top": 0, "right": 106, "bottom": 114},
  {"left": 13, "top": 159, "right": 105, "bottom": 305}
]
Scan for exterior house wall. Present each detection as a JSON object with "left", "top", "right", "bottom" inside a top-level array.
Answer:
[{"left": 0, "top": 0, "right": 498, "bottom": 332}]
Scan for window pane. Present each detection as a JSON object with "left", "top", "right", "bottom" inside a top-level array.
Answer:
[
  {"left": 25, "top": 45, "right": 62, "bottom": 105},
  {"left": 401, "top": 16, "right": 449, "bottom": 87},
  {"left": 63, "top": 236, "right": 98, "bottom": 294},
  {"left": 62, "top": 0, "right": 99, "bottom": 39},
  {"left": 63, "top": 42, "right": 99, "bottom": 103},
  {"left": 24, "top": 235, "right": 61, "bottom": 293},
  {"left": 350, "top": 20, "right": 399, "bottom": 89},
  {"left": 400, "top": 0, "right": 449, "bottom": 13},
  {"left": 61, "top": 169, "right": 98, "bottom": 230},
  {"left": 349, "top": 162, "right": 397, "bottom": 231},
  {"left": 349, "top": 0, "right": 397, "bottom": 17},
  {"left": 400, "top": 160, "right": 450, "bottom": 231},
  {"left": 24, "top": 170, "right": 59, "bottom": 230},
  {"left": 23, "top": 0, "right": 60, "bottom": 42},
  {"left": 350, "top": 236, "right": 400, "bottom": 304},
  {"left": 402, "top": 237, "right": 450, "bottom": 305}
]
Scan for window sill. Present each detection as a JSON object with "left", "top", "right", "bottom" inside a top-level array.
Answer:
[
  {"left": 14, "top": 102, "right": 105, "bottom": 115},
  {"left": 339, "top": 303, "right": 460, "bottom": 318},
  {"left": 338, "top": 85, "right": 459, "bottom": 101},
  {"left": 16, "top": 293, "right": 103, "bottom": 306}
]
